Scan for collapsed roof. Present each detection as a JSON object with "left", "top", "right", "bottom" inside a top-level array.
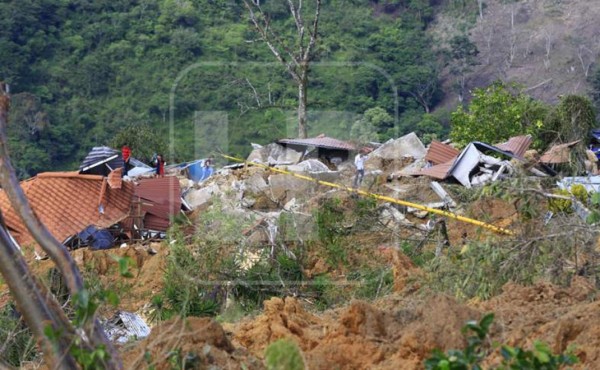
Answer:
[
  {"left": 277, "top": 135, "right": 356, "bottom": 151},
  {"left": 132, "top": 177, "right": 182, "bottom": 231},
  {"left": 0, "top": 172, "right": 133, "bottom": 246},
  {"left": 417, "top": 135, "right": 534, "bottom": 187},
  {"left": 80, "top": 146, "right": 125, "bottom": 177}
]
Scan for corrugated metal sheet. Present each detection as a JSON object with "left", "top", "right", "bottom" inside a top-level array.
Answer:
[
  {"left": 133, "top": 176, "right": 181, "bottom": 231},
  {"left": 0, "top": 171, "right": 133, "bottom": 246},
  {"left": 80, "top": 146, "right": 125, "bottom": 176},
  {"left": 540, "top": 140, "right": 581, "bottom": 164},
  {"left": 278, "top": 136, "right": 355, "bottom": 151},
  {"left": 424, "top": 141, "right": 460, "bottom": 165},
  {"left": 419, "top": 159, "right": 455, "bottom": 179},
  {"left": 495, "top": 135, "right": 532, "bottom": 157}
]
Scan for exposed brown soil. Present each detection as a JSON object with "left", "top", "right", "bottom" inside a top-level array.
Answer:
[
  {"left": 222, "top": 277, "right": 599, "bottom": 369},
  {"left": 123, "top": 317, "right": 263, "bottom": 370}
]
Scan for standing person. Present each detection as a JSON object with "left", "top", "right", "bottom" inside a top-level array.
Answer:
[
  {"left": 155, "top": 154, "right": 165, "bottom": 177},
  {"left": 353, "top": 150, "right": 367, "bottom": 188},
  {"left": 203, "top": 156, "right": 214, "bottom": 179},
  {"left": 121, "top": 144, "right": 131, "bottom": 175}
]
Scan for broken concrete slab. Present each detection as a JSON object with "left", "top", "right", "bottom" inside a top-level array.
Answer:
[
  {"left": 104, "top": 311, "right": 151, "bottom": 344},
  {"left": 368, "top": 132, "right": 427, "bottom": 161},
  {"left": 268, "top": 174, "right": 313, "bottom": 203},
  {"left": 247, "top": 143, "right": 303, "bottom": 165},
  {"left": 286, "top": 159, "right": 330, "bottom": 173},
  {"left": 184, "top": 183, "right": 220, "bottom": 210},
  {"left": 430, "top": 182, "right": 457, "bottom": 208},
  {"left": 379, "top": 204, "right": 412, "bottom": 229},
  {"left": 244, "top": 173, "right": 269, "bottom": 194}
]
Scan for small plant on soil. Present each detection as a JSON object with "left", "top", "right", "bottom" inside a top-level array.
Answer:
[
  {"left": 425, "top": 313, "right": 578, "bottom": 370},
  {"left": 264, "top": 339, "right": 305, "bottom": 370}
]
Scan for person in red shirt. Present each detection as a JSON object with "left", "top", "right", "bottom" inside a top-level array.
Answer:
[
  {"left": 155, "top": 154, "right": 165, "bottom": 177},
  {"left": 122, "top": 145, "right": 131, "bottom": 174}
]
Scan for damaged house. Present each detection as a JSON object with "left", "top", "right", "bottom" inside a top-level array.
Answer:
[
  {"left": 0, "top": 171, "right": 133, "bottom": 254},
  {"left": 0, "top": 148, "right": 183, "bottom": 255},
  {"left": 417, "top": 135, "right": 537, "bottom": 187},
  {"left": 276, "top": 135, "right": 356, "bottom": 167}
]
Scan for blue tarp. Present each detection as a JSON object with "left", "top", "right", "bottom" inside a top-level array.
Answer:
[
  {"left": 77, "top": 225, "right": 114, "bottom": 250},
  {"left": 188, "top": 160, "right": 213, "bottom": 182}
]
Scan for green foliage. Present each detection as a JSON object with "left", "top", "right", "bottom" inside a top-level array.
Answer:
[
  {"left": 541, "top": 95, "right": 596, "bottom": 150},
  {"left": 499, "top": 341, "right": 578, "bottom": 369},
  {"left": 450, "top": 82, "right": 548, "bottom": 148},
  {"left": 415, "top": 112, "right": 450, "bottom": 144},
  {"left": 349, "top": 267, "right": 394, "bottom": 299},
  {"left": 0, "top": 304, "right": 37, "bottom": 366},
  {"left": 264, "top": 339, "right": 305, "bottom": 370},
  {"left": 111, "top": 123, "right": 167, "bottom": 163},
  {"left": 424, "top": 219, "right": 591, "bottom": 300},
  {"left": 548, "top": 189, "right": 573, "bottom": 214},
  {"left": 587, "top": 192, "right": 600, "bottom": 224},
  {"left": 160, "top": 238, "right": 220, "bottom": 319},
  {"left": 0, "top": 0, "right": 449, "bottom": 176},
  {"left": 425, "top": 313, "right": 578, "bottom": 370},
  {"left": 315, "top": 197, "right": 347, "bottom": 267},
  {"left": 425, "top": 313, "right": 494, "bottom": 370},
  {"left": 426, "top": 241, "right": 511, "bottom": 300}
]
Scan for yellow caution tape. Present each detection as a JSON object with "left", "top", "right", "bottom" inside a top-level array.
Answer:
[{"left": 219, "top": 154, "right": 515, "bottom": 236}]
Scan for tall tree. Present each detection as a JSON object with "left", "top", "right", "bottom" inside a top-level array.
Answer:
[{"left": 243, "top": 0, "right": 322, "bottom": 138}]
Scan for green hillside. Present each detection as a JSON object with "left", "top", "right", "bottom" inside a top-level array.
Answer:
[{"left": 0, "top": 0, "right": 449, "bottom": 177}]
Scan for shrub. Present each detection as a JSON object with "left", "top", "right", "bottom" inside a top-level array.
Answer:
[
  {"left": 264, "top": 339, "right": 305, "bottom": 370},
  {"left": 425, "top": 313, "right": 578, "bottom": 370}
]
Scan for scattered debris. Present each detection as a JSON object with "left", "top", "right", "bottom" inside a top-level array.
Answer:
[
  {"left": 540, "top": 140, "right": 582, "bottom": 164},
  {"left": 104, "top": 311, "right": 151, "bottom": 344}
]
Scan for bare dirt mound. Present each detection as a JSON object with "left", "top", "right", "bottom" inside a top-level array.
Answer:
[
  {"left": 123, "top": 317, "right": 263, "bottom": 370},
  {"left": 233, "top": 295, "right": 477, "bottom": 370},
  {"left": 28, "top": 243, "right": 168, "bottom": 313},
  {"left": 476, "top": 278, "right": 600, "bottom": 367}
]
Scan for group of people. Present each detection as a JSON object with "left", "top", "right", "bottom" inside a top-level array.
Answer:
[
  {"left": 121, "top": 145, "right": 214, "bottom": 178},
  {"left": 122, "top": 144, "right": 165, "bottom": 176}
]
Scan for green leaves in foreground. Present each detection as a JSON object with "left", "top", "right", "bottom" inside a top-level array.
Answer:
[
  {"left": 425, "top": 313, "right": 578, "bottom": 370},
  {"left": 264, "top": 339, "right": 305, "bottom": 370}
]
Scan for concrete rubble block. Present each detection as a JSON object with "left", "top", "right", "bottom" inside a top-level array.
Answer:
[
  {"left": 379, "top": 204, "right": 412, "bottom": 228},
  {"left": 268, "top": 174, "right": 313, "bottom": 203},
  {"left": 365, "top": 133, "right": 426, "bottom": 173},
  {"left": 286, "top": 159, "right": 330, "bottom": 173},
  {"left": 241, "top": 196, "right": 256, "bottom": 208},
  {"left": 247, "top": 143, "right": 302, "bottom": 165},
  {"left": 244, "top": 172, "right": 269, "bottom": 194},
  {"left": 311, "top": 171, "right": 341, "bottom": 183},
  {"left": 369, "top": 132, "right": 427, "bottom": 160},
  {"left": 184, "top": 183, "right": 220, "bottom": 210}
]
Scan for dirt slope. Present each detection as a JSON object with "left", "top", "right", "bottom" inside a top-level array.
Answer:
[{"left": 433, "top": 0, "right": 600, "bottom": 105}]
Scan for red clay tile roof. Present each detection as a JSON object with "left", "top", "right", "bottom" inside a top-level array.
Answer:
[
  {"left": 0, "top": 171, "right": 133, "bottom": 246},
  {"left": 277, "top": 136, "right": 356, "bottom": 151},
  {"left": 540, "top": 140, "right": 581, "bottom": 164},
  {"left": 419, "top": 159, "right": 455, "bottom": 180},
  {"left": 424, "top": 141, "right": 460, "bottom": 165},
  {"left": 133, "top": 176, "right": 181, "bottom": 231},
  {"left": 108, "top": 168, "right": 123, "bottom": 189},
  {"left": 495, "top": 135, "right": 532, "bottom": 158}
]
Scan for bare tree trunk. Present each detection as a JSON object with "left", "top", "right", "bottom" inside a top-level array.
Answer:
[
  {"left": 244, "top": 0, "right": 321, "bottom": 138},
  {"left": 298, "top": 73, "right": 308, "bottom": 138},
  {"left": 0, "top": 83, "right": 121, "bottom": 369}
]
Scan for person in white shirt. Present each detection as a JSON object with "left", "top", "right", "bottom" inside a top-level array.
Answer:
[{"left": 353, "top": 151, "right": 367, "bottom": 188}]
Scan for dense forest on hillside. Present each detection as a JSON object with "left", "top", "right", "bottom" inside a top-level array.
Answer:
[
  {"left": 2, "top": 0, "right": 600, "bottom": 178},
  {"left": 0, "top": 0, "right": 456, "bottom": 177}
]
